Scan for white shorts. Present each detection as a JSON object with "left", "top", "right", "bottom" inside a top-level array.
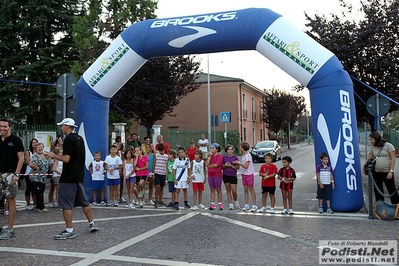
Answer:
[{"left": 174, "top": 180, "right": 188, "bottom": 189}]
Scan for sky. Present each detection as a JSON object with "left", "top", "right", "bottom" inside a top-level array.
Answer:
[{"left": 155, "top": 0, "right": 362, "bottom": 109}]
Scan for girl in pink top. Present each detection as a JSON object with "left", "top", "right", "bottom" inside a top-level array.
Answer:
[
  {"left": 134, "top": 146, "right": 149, "bottom": 208},
  {"left": 206, "top": 143, "right": 223, "bottom": 210},
  {"left": 234, "top": 141, "right": 257, "bottom": 212}
]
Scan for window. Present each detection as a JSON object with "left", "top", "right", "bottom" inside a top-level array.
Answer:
[
  {"left": 243, "top": 127, "right": 247, "bottom": 141},
  {"left": 259, "top": 100, "right": 263, "bottom": 121},
  {"left": 252, "top": 127, "right": 256, "bottom": 145},
  {"left": 242, "top": 94, "right": 247, "bottom": 119},
  {"left": 252, "top": 97, "right": 256, "bottom": 121}
]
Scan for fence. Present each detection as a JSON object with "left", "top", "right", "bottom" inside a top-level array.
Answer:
[{"left": 12, "top": 124, "right": 60, "bottom": 151}]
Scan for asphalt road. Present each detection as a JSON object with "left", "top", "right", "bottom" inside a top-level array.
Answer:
[{"left": 1, "top": 142, "right": 398, "bottom": 266}]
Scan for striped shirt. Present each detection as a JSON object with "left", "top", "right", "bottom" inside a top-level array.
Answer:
[
  {"left": 316, "top": 165, "right": 333, "bottom": 185},
  {"left": 154, "top": 152, "right": 168, "bottom": 175}
]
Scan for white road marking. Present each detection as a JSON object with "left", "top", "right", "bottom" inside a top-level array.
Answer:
[
  {"left": 201, "top": 212, "right": 290, "bottom": 238},
  {"left": 71, "top": 212, "right": 202, "bottom": 266}
]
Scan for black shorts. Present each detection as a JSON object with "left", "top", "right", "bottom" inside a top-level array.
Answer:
[
  {"left": 317, "top": 184, "right": 332, "bottom": 200},
  {"left": 136, "top": 176, "right": 147, "bottom": 185},
  {"left": 58, "top": 182, "right": 90, "bottom": 210},
  {"left": 222, "top": 174, "right": 238, "bottom": 185},
  {"left": 261, "top": 186, "right": 276, "bottom": 195},
  {"left": 154, "top": 174, "right": 166, "bottom": 187}
]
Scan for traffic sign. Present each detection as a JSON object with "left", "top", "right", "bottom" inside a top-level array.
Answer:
[
  {"left": 220, "top": 112, "right": 231, "bottom": 123},
  {"left": 211, "top": 115, "right": 218, "bottom": 126},
  {"left": 56, "top": 99, "right": 77, "bottom": 122},
  {"left": 56, "top": 73, "right": 77, "bottom": 98},
  {"left": 366, "top": 95, "right": 390, "bottom": 116}
]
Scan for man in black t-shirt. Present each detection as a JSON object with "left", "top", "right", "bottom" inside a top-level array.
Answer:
[
  {"left": 48, "top": 118, "right": 99, "bottom": 240},
  {"left": 0, "top": 117, "right": 24, "bottom": 240}
]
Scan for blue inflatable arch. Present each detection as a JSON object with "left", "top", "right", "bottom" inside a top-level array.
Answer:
[{"left": 75, "top": 8, "right": 363, "bottom": 212}]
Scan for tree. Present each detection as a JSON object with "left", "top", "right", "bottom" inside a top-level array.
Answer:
[
  {"left": 304, "top": 0, "right": 399, "bottom": 129},
  {"left": 73, "top": 0, "right": 201, "bottom": 135},
  {"left": 110, "top": 56, "right": 201, "bottom": 136},
  {"left": 0, "top": 0, "right": 81, "bottom": 124},
  {"left": 262, "top": 88, "right": 306, "bottom": 135}
]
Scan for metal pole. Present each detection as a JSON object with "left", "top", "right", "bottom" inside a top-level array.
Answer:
[
  {"left": 63, "top": 74, "right": 67, "bottom": 119},
  {"left": 207, "top": 54, "right": 211, "bottom": 145},
  {"left": 224, "top": 123, "right": 227, "bottom": 148},
  {"left": 307, "top": 112, "right": 310, "bottom": 144},
  {"left": 365, "top": 122, "right": 373, "bottom": 219}
]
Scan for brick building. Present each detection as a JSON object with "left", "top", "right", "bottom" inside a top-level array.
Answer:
[{"left": 153, "top": 73, "right": 269, "bottom": 146}]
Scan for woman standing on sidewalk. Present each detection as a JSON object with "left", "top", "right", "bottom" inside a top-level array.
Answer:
[
  {"left": 24, "top": 138, "right": 38, "bottom": 210},
  {"left": 29, "top": 142, "right": 50, "bottom": 212},
  {"left": 364, "top": 132, "right": 399, "bottom": 204}
]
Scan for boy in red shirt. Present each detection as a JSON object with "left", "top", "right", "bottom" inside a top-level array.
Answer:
[{"left": 258, "top": 153, "right": 278, "bottom": 213}]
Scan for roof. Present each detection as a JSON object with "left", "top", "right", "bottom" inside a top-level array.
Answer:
[{"left": 195, "top": 72, "right": 244, "bottom": 83}]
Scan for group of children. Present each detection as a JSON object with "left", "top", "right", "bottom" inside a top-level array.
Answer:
[{"left": 87, "top": 139, "right": 335, "bottom": 214}]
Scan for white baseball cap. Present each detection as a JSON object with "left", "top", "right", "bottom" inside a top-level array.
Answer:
[{"left": 57, "top": 118, "right": 77, "bottom": 127}]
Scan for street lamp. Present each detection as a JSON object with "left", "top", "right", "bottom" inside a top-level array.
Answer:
[{"left": 306, "top": 111, "right": 310, "bottom": 144}]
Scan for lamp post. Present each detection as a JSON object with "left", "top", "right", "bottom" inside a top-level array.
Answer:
[
  {"left": 207, "top": 54, "right": 211, "bottom": 145},
  {"left": 306, "top": 111, "right": 310, "bottom": 144}
]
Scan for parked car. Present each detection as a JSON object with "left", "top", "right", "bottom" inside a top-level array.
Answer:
[{"left": 250, "top": 140, "right": 282, "bottom": 162}]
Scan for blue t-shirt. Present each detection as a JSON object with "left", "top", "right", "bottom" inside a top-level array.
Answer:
[{"left": 147, "top": 154, "right": 154, "bottom": 173}]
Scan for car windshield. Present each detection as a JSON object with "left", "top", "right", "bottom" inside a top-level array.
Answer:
[{"left": 255, "top": 142, "right": 274, "bottom": 149}]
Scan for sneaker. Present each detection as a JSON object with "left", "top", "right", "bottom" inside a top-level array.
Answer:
[
  {"left": 327, "top": 208, "right": 333, "bottom": 214},
  {"left": 54, "top": 203, "right": 59, "bottom": 208},
  {"left": 242, "top": 204, "right": 250, "bottom": 211},
  {"left": 281, "top": 208, "right": 288, "bottom": 214},
  {"left": 154, "top": 201, "right": 159, "bottom": 208},
  {"left": 234, "top": 201, "right": 240, "bottom": 209},
  {"left": 37, "top": 208, "right": 49, "bottom": 213},
  {"left": 0, "top": 228, "right": 16, "bottom": 240},
  {"left": 128, "top": 204, "right": 136, "bottom": 209},
  {"left": 259, "top": 207, "right": 266, "bottom": 213},
  {"left": 91, "top": 202, "right": 97, "bottom": 206},
  {"left": 174, "top": 203, "right": 179, "bottom": 210},
  {"left": 138, "top": 190, "right": 144, "bottom": 198},
  {"left": 184, "top": 201, "right": 191, "bottom": 208},
  {"left": 250, "top": 205, "right": 258, "bottom": 212},
  {"left": 269, "top": 208, "right": 275, "bottom": 214},
  {"left": 54, "top": 230, "right": 76, "bottom": 240},
  {"left": 89, "top": 222, "right": 99, "bottom": 232},
  {"left": 106, "top": 201, "right": 114, "bottom": 206},
  {"left": 190, "top": 205, "right": 198, "bottom": 210},
  {"left": 198, "top": 204, "right": 206, "bottom": 209},
  {"left": 26, "top": 204, "right": 35, "bottom": 210},
  {"left": 48, "top": 202, "right": 55, "bottom": 208},
  {"left": 228, "top": 203, "right": 234, "bottom": 210},
  {"left": 119, "top": 197, "right": 126, "bottom": 203},
  {"left": 209, "top": 203, "right": 216, "bottom": 210},
  {"left": 114, "top": 202, "right": 119, "bottom": 207},
  {"left": 318, "top": 207, "right": 323, "bottom": 213},
  {"left": 159, "top": 201, "right": 167, "bottom": 207},
  {"left": 4, "top": 211, "right": 9, "bottom": 216},
  {"left": 138, "top": 202, "right": 144, "bottom": 208},
  {"left": 149, "top": 200, "right": 155, "bottom": 205},
  {"left": 218, "top": 203, "right": 224, "bottom": 210},
  {"left": 100, "top": 201, "right": 106, "bottom": 206},
  {"left": 167, "top": 202, "right": 174, "bottom": 208},
  {"left": 288, "top": 208, "right": 294, "bottom": 214}
]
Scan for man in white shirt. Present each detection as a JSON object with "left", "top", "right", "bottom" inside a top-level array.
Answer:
[{"left": 198, "top": 134, "right": 209, "bottom": 158}]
